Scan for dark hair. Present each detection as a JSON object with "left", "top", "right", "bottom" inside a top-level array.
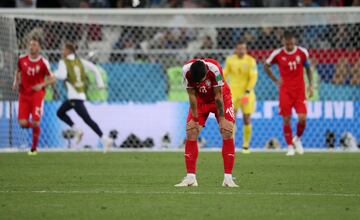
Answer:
[
  {"left": 283, "top": 31, "right": 296, "bottom": 40},
  {"left": 64, "top": 42, "right": 77, "bottom": 53},
  {"left": 190, "top": 60, "right": 207, "bottom": 83}
]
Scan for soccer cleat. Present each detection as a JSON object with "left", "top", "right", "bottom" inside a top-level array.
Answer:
[
  {"left": 286, "top": 146, "right": 296, "bottom": 156},
  {"left": 28, "top": 150, "right": 37, "bottom": 156},
  {"left": 101, "top": 136, "right": 113, "bottom": 153},
  {"left": 222, "top": 176, "right": 239, "bottom": 188},
  {"left": 74, "top": 129, "right": 84, "bottom": 144},
  {"left": 174, "top": 175, "right": 198, "bottom": 187},
  {"left": 293, "top": 136, "right": 304, "bottom": 155},
  {"left": 242, "top": 148, "right": 251, "bottom": 154}
]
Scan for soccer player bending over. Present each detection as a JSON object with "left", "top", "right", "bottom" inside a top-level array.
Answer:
[
  {"left": 264, "top": 32, "right": 313, "bottom": 156},
  {"left": 55, "top": 42, "right": 112, "bottom": 151},
  {"left": 12, "top": 36, "right": 56, "bottom": 155},
  {"left": 175, "top": 58, "right": 238, "bottom": 187}
]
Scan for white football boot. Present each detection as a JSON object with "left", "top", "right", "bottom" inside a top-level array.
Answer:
[
  {"left": 174, "top": 174, "right": 198, "bottom": 187},
  {"left": 286, "top": 145, "right": 296, "bottom": 156},
  {"left": 101, "top": 136, "right": 113, "bottom": 153},
  {"left": 74, "top": 129, "right": 84, "bottom": 144},
  {"left": 222, "top": 174, "right": 239, "bottom": 187},
  {"left": 293, "top": 136, "right": 304, "bottom": 155}
]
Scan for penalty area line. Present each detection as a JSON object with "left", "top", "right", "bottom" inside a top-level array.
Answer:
[{"left": 0, "top": 190, "right": 359, "bottom": 198}]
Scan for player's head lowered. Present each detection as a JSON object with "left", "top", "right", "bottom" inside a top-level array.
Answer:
[
  {"left": 28, "top": 36, "right": 42, "bottom": 56},
  {"left": 62, "top": 42, "right": 77, "bottom": 58},
  {"left": 235, "top": 40, "right": 247, "bottom": 58},
  {"left": 283, "top": 31, "right": 296, "bottom": 52},
  {"left": 190, "top": 60, "right": 208, "bottom": 83}
]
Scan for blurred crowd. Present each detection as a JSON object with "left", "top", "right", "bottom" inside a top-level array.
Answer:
[{"left": 1, "top": 0, "right": 360, "bottom": 8}]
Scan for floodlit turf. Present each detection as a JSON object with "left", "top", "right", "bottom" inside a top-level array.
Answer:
[{"left": 0, "top": 152, "right": 360, "bottom": 220}]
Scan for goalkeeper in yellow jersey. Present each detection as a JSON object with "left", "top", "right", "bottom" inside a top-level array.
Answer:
[{"left": 223, "top": 41, "right": 258, "bottom": 154}]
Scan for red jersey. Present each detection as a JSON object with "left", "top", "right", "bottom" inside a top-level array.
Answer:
[
  {"left": 17, "top": 54, "right": 52, "bottom": 95},
  {"left": 266, "top": 46, "right": 309, "bottom": 91},
  {"left": 182, "top": 58, "right": 232, "bottom": 104}
]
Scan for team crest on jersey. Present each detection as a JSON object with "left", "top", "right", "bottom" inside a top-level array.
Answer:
[
  {"left": 35, "top": 65, "right": 40, "bottom": 73},
  {"left": 24, "top": 62, "right": 28, "bottom": 66},
  {"left": 296, "top": 55, "right": 301, "bottom": 64},
  {"left": 281, "top": 57, "right": 287, "bottom": 61},
  {"left": 205, "top": 80, "right": 211, "bottom": 87}
]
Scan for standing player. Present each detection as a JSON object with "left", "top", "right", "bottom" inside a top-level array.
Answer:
[
  {"left": 224, "top": 41, "right": 258, "bottom": 154},
  {"left": 264, "top": 32, "right": 313, "bottom": 156},
  {"left": 12, "top": 36, "right": 56, "bottom": 155},
  {"left": 55, "top": 42, "right": 112, "bottom": 151},
  {"left": 175, "top": 58, "right": 238, "bottom": 187}
]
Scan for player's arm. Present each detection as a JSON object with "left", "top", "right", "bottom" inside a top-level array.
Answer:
[
  {"left": 12, "top": 68, "right": 21, "bottom": 91},
  {"left": 32, "top": 59, "right": 56, "bottom": 91},
  {"left": 54, "top": 60, "right": 67, "bottom": 81},
  {"left": 304, "top": 56, "right": 313, "bottom": 98},
  {"left": 81, "top": 59, "right": 105, "bottom": 88},
  {"left": 223, "top": 57, "right": 231, "bottom": 83},
  {"left": 242, "top": 60, "right": 258, "bottom": 104},
  {"left": 264, "top": 61, "right": 281, "bottom": 87},
  {"left": 214, "top": 86, "right": 233, "bottom": 133},
  {"left": 186, "top": 88, "right": 200, "bottom": 133}
]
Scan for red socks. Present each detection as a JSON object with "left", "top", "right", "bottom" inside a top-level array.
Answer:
[
  {"left": 222, "top": 139, "right": 235, "bottom": 174},
  {"left": 283, "top": 124, "right": 293, "bottom": 145},
  {"left": 31, "top": 126, "right": 40, "bottom": 151},
  {"left": 185, "top": 140, "right": 198, "bottom": 174},
  {"left": 185, "top": 139, "right": 235, "bottom": 175},
  {"left": 21, "top": 121, "right": 40, "bottom": 151},
  {"left": 296, "top": 122, "right": 306, "bottom": 137}
]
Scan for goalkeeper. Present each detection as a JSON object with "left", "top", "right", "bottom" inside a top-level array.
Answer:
[{"left": 224, "top": 41, "right": 258, "bottom": 154}]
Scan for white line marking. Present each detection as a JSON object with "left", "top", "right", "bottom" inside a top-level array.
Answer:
[{"left": 0, "top": 190, "right": 359, "bottom": 198}]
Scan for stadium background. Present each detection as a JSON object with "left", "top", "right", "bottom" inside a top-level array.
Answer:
[{"left": 0, "top": 0, "right": 359, "bottom": 150}]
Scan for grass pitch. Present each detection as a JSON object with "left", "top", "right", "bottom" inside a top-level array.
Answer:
[{"left": 0, "top": 152, "right": 359, "bottom": 220}]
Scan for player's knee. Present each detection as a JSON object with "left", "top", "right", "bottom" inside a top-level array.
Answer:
[
  {"left": 243, "top": 115, "right": 251, "bottom": 125},
  {"left": 186, "top": 129, "right": 199, "bottom": 141},
  {"left": 32, "top": 121, "right": 40, "bottom": 127},
  {"left": 298, "top": 115, "right": 307, "bottom": 124},
  {"left": 283, "top": 116, "right": 291, "bottom": 125},
  {"left": 221, "top": 128, "right": 233, "bottom": 140},
  {"left": 56, "top": 109, "right": 63, "bottom": 118},
  {"left": 18, "top": 120, "right": 28, "bottom": 128}
]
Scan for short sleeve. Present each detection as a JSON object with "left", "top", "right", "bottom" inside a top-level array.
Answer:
[
  {"left": 206, "top": 61, "right": 224, "bottom": 87},
  {"left": 265, "top": 49, "right": 281, "bottom": 65},
  {"left": 42, "top": 58, "right": 52, "bottom": 76},
  {"left": 182, "top": 63, "right": 194, "bottom": 88}
]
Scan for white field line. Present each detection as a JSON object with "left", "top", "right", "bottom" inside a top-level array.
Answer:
[{"left": 0, "top": 190, "right": 359, "bottom": 198}]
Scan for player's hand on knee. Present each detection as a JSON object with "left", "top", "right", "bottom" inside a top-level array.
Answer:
[
  {"left": 219, "top": 117, "right": 233, "bottom": 138},
  {"left": 186, "top": 119, "right": 200, "bottom": 139}
]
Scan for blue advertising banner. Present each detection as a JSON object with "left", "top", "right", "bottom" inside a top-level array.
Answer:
[{"left": 0, "top": 101, "right": 359, "bottom": 149}]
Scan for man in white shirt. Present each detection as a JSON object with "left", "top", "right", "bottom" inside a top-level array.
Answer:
[{"left": 55, "top": 42, "right": 112, "bottom": 151}]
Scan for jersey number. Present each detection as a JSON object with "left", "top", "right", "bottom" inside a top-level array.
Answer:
[
  {"left": 73, "top": 65, "right": 84, "bottom": 87},
  {"left": 288, "top": 61, "right": 297, "bottom": 71}
]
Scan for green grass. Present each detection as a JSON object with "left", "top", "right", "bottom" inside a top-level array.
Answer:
[{"left": 0, "top": 152, "right": 360, "bottom": 220}]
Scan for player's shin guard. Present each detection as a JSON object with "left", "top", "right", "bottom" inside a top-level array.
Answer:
[
  {"left": 185, "top": 140, "right": 198, "bottom": 174},
  {"left": 296, "top": 122, "right": 306, "bottom": 137},
  {"left": 222, "top": 139, "right": 235, "bottom": 174},
  {"left": 283, "top": 124, "right": 293, "bottom": 145},
  {"left": 32, "top": 126, "right": 40, "bottom": 151},
  {"left": 243, "top": 124, "right": 252, "bottom": 149}
]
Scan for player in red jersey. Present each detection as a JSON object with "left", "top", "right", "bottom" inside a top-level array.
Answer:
[
  {"left": 175, "top": 58, "right": 238, "bottom": 187},
  {"left": 264, "top": 31, "right": 313, "bottom": 156},
  {"left": 12, "top": 36, "right": 56, "bottom": 155}
]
